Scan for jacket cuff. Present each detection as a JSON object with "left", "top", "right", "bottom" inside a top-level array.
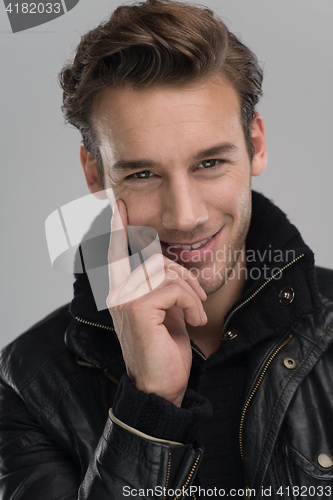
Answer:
[
  {"left": 79, "top": 414, "right": 203, "bottom": 499},
  {"left": 109, "top": 409, "right": 183, "bottom": 446},
  {"left": 112, "top": 373, "right": 212, "bottom": 444}
]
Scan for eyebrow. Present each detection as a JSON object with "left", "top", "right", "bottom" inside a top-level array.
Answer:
[
  {"left": 193, "top": 143, "right": 238, "bottom": 162},
  {"left": 111, "top": 142, "right": 238, "bottom": 173}
]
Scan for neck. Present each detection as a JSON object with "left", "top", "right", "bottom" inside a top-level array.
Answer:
[{"left": 186, "top": 249, "right": 247, "bottom": 358}]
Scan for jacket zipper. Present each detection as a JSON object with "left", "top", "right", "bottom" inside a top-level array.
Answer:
[
  {"left": 163, "top": 450, "right": 172, "bottom": 500},
  {"left": 238, "top": 333, "right": 293, "bottom": 460},
  {"left": 75, "top": 315, "right": 208, "bottom": 362},
  {"left": 191, "top": 345, "right": 207, "bottom": 361},
  {"left": 74, "top": 317, "right": 119, "bottom": 385},
  {"left": 164, "top": 450, "right": 200, "bottom": 500},
  {"left": 75, "top": 316, "right": 115, "bottom": 331}
]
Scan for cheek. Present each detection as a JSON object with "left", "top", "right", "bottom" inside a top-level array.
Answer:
[
  {"left": 105, "top": 180, "right": 151, "bottom": 225},
  {"left": 207, "top": 169, "right": 251, "bottom": 218},
  {"left": 116, "top": 190, "right": 160, "bottom": 227}
]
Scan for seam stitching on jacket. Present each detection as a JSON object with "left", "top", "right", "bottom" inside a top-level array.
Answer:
[{"left": 291, "top": 317, "right": 333, "bottom": 348}]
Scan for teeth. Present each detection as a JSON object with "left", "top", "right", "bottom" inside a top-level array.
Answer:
[
  {"left": 192, "top": 238, "right": 209, "bottom": 249},
  {"left": 173, "top": 244, "right": 192, "bottom": 250},
  {"left": 170, "top": 236, "right": 212, "bottom": 250}
]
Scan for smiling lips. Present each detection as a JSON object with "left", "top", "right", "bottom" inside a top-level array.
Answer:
[
  {"left": 166, "top": 236, "right": 213, "bottom": 250},
  {"left": 161, "top": 228, "right": 223, "bottom": 265}
]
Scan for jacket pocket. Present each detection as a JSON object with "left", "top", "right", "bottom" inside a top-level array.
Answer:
[
  {"left": 275, "top": 441, "right": 333, "bottom": 494},
  {"left": 285, "top": 443, "right": 333, "bottom": 481}
]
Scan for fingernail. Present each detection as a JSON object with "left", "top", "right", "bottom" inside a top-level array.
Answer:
[{"left": 200, "top": 286, "right": 207, "bottom": 299}]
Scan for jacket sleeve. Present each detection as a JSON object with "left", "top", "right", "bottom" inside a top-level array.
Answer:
[
  {"left": 0, "top": 377, "right": 203, "bottom": 499},
  {"left": 0, "top": 378, "right": 81, "bottom": 498},
  {"left": 79, "top": 411, "right": 202, "bottom": 499}
]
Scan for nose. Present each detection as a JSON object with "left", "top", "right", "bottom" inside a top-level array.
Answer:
[{"left": 161, "top": 175, "right": 208, "bottom": 231}]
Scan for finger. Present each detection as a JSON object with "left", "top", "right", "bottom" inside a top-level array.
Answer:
[
  {"left": 159, "top": 269, "right": 206, "bottom": 319},
  {"left": 107, "top": 255, "right": 161, "bottom": 307},
  {"left": 112, "top": 283, "right": 202, "bottom": 328},
  {"left": 164, "top": 261, "right": 207, "bottom": 301},
  {"left": 109, "top": 254, "right": 207, "bottom": 308},
  {"left": 111, "top": 271, "right": 207, "bottom": 325},
  {"left": 142, "top": 254, "right": 207, "bottom": 301},
  {"left": 108, "top": 199, "right": 131, "bottom": 289},
  {"left": 107, "top": 264, "right": 179, "bottom": 308},
  {"left": 140, "top": 283, "right": 207, "bottom": 327},
  {"left": 107, "top": 264, "right": 153, "bottom": 308},
  {"left": 108, "top": 274, "right": 152, "bottom": 308}
]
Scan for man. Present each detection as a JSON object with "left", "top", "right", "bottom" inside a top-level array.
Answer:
[{"left": 0, "top": 1, "right": 333, "bottom": 499}]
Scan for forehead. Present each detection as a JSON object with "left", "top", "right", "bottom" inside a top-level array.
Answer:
[{"left": 92, "top": 76, "right": 244, "bottom": 165}]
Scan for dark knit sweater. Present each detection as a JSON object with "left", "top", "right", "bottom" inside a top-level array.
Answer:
[{"left": 70, "top": 191, "right": 321, "bottom": 497}]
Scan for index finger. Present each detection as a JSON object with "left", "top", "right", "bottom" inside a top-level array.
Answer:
[{"left": 107, "top": 196, "right": 131, "bottom": 289}]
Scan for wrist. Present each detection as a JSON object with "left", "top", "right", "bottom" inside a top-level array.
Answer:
[{"left": 113, "top": 373, "right": 213, "bottom": 443}]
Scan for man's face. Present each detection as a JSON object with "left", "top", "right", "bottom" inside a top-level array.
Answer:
[{"left": 91, "top": 76, "right": 266, "bottom": 295}]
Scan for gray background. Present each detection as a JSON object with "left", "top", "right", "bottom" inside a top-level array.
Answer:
[{"left": 0, "top": 0, "right": 332, "bottom": 349}]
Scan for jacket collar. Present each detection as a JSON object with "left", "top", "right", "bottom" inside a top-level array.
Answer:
[
  {"left": 65, "top": 191, "right": 322, "bottom": 371},
  {"left": 65, "top": 316, "right": 126, "bottom": 381}
]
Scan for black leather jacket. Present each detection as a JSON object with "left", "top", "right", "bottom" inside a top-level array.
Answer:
[{"left": 0, "top": 266, "right": 332, "bottom": 499}]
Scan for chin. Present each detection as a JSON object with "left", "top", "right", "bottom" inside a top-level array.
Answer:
[
  {"left": 184, "top": 261, "right": 230, "bottom": 296},
  {"left": 201, "top": 276, "right": 227, "bottom": 297},
  {"left": 188, "top": 248, "right": 245, "bottom": 296}
]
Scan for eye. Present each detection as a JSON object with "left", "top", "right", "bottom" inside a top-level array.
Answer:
[
  {"left": 124, "top": 169, "right": 158, "bottom": 186},
  {"left": 132, "top": 170, "right": 153, "bottom": 179},
  {"left": 199, "top": 159, "right": 220, "bottom": 169}
]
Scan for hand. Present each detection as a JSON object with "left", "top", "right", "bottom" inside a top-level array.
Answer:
[{"left": 106, "top": 199, "right": 207, "bottom": 407}]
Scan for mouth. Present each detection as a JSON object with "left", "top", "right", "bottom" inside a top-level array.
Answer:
[
  {"left": 161, "top": 227, "right": 223, "bottom": 264},
  {"left": 165, "top": 235, "right": 213, "bottom": 250}
]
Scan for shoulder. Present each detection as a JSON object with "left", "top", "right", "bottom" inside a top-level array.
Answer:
[
  {"left": 0, "top": 304, "right": 74, "bottom": 393},
  {"left": 0, "top": 306, "right": 115, "bottom": 467},
  {"left": 316, "top": 266, "right": 333, "bottom": 302}
]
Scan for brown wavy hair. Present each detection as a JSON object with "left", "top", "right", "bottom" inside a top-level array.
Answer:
[{"left": 59, "top": 0, "right": 263, "bottom": 187}]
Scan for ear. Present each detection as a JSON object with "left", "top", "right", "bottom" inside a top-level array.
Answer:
[
  {"left": 80, "top": 142, "right": 104, "bottom": 196},
  {"left": 250, "top": 113, "right": 267, "bottom": 177}
]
